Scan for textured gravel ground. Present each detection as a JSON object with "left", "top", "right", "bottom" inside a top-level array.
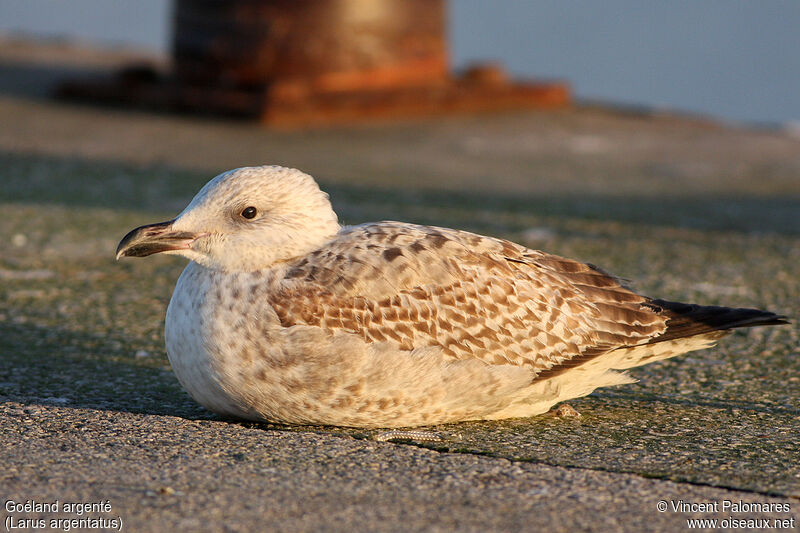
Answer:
[{"left": 1, "top": 48, "right": 799, "bottom": 531}]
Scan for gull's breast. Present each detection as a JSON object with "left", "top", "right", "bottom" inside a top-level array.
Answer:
[{"left": 165, "top": 261, "right": 282, "bottom": 419}]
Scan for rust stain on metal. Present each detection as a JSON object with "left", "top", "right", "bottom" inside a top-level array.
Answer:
[{"left": 58, "top": 0, "right": 570, "bottom": 126}]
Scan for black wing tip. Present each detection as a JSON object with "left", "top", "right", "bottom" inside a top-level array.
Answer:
[
  {"left": 759, "top": 315, "right": 790, "bottom": 326},
  {"left": 646, "top": 298, "right": 790, "bottom": 343}
]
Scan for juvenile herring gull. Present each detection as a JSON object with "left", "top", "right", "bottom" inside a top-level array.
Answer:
[{"left": 116, "top": 166, "right": 787, "bottom": 428}]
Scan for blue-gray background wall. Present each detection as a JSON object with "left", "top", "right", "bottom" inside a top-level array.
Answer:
[{"left": 1, "top": 0, "right": 798, "bottom": 125}]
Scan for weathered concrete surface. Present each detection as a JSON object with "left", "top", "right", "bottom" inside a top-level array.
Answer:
[
  {"left": 1, "top": 46, "right": 799, "bottom": 531},
  {"left": 3, "top": 402, "right": 799, "bottom": 533}
]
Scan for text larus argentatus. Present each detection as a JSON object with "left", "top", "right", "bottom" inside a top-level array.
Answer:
[{"left": 116, "top": 166, "right": 787, "bottom": 428}]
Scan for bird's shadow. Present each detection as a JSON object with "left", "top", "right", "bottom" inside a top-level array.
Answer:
[
  {"left": 4, "top": 319, "right": 796, "bottom": 423},
  {"left": 0, "top": 320, "right": 207, "bottom": 419},
  {"left": 4, "top": 318, "right": 800, "bottom": 496},
  {"left": 0, "top": 316, "right": 605, "bottom": 457}
]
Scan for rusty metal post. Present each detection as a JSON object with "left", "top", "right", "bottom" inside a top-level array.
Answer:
[
  {"left": 58, "top": 0, "right": 570, "bottom": 126},
  {"left": 173, "top": 0, "right": 448, "bottom": 93}
]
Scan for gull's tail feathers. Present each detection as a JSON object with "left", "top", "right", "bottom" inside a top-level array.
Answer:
[
  {"left": 643, "top": 299, "right": 788, "bottom": 345},
  {"left": 535, "top": 299, "right": 788, "bottom": 379},
  {"left": 609, "top": 299, "right": 789, "bottom": 371}
]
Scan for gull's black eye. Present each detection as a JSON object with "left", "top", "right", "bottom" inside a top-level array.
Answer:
[{"left": 241, "top": 206, "right": 257, "bottom": 220}]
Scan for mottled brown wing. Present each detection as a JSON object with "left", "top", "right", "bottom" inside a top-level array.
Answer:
[{"left": 269, "top": 222, "right": 668, "bottom": 374}]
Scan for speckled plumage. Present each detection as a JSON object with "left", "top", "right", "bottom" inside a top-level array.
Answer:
[{"left": 117, "top": 166, "right": 786, "bottom": 428}]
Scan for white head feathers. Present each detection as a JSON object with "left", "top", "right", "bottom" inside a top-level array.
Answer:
[{"left": 171, "top": 166, "right": 340, "bottom": 272}]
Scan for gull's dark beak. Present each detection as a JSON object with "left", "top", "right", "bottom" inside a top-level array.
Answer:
[{"left": 116, "top": 220, "right": 199, "bottom": 260}]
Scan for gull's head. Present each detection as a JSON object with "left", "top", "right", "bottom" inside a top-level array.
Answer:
[{"left": 116, "top": 166, "right": 340, "bottom": 272}]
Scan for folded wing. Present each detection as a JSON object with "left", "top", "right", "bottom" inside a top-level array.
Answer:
[{"left": 266, "top": 222, "right": 693, "bottom": 376}]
